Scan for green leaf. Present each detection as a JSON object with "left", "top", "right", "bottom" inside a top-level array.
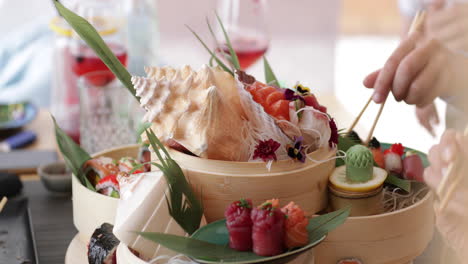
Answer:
[
  {"left": 186, "top": 25, "right": 233, "bottom": 76},
  {"left": 385, "top": 173, "right": 412, "bottom": 193},
  {"left": 335, "top": 134, "right": 358, "bottom": 167},
  {"left": 215, "top": 12, "right": 240, "bottom": 70},
  {"left": 307, "top": 207, "right": 350, "bottom": 241},
  {"left": 53, "top": 1, "right": 137, "bottom": 100},
  {"left": 145, "top": 128, "right": 204, "bottom": 235},
  {"left": 263, "top": 57, "right": 281, "bottom": 88},
  {"left": 137, "top": 232, "right": 242, "bottom": 261},
  {"left": 52, "top": 115, "right": 94, "bottom": 191},
  {"left": 139, "top": 208, "right": 350, "bottom": 262},
  {"left": 136, "top": 122, "right": 152, "bottom": 144}
]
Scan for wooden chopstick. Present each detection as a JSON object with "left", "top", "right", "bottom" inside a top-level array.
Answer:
[
  {"left": 0, "top": 197, "right": 7, "bottom": 213},
  {"left": 436, "top": 126, "right": 468, "bottom": 211},
  {"left": 347, "top": 10, "right": 426, "bottom": 144}
]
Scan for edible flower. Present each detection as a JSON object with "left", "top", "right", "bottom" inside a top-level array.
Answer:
[
  {"left": 284, "top": 88, "right": 304, "bottom": 102},
  {"left": 287, "top": 137, "right": 306, "bottom": 163},
  {"left": 253, "top": 139, "right": 281, "bottom": 162},
  {"left": 328, "top": 118, "right": 338, "bottom": 147},
  {"left": 294, "top": 84, "right": 311, "bottom": 96}
]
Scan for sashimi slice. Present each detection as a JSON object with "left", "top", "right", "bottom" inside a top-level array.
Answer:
[
  {"left": 265, "top": 91, "right": 285, "bottom": 106},
  {"left": 267, "top": 100, "right": 290, "bottom": 121},
  {"left": 252, "top": 86, "right": 277, "bottom": 106},
  {"left": 281, "top": 202, "right": 309, "bottom": 249},
  {"left": 251, "top": 201, "right": 285, "bottom": 256}
]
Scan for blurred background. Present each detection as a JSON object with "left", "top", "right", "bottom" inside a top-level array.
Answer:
[{"left": 0, "top": 0, "right": 441, "bottom": 153}]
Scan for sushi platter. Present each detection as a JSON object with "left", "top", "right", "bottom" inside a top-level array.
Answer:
[{"left": 53, "top": 2, "right": 435, "bottom": 264}]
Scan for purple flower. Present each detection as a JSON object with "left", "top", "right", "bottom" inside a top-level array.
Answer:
[
  {"left": 253, "top": 139, "right": 281, "bottom": 162},
  {"left": 284, "top": 89, "right": 305, "bottom": 102},
  {"left": 287, "top": 137, "right": 306, "bottom": 163}
]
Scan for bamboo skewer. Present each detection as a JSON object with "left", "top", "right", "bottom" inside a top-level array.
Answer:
[
  {"left": 0, "top": 197, "right": 7, "bottom": 213},
  {"left": 436, "top": 126, "right": 468, "bottom": 211},
  {"left": 347, "top": 10, "right": 426, "bottom": 144}
]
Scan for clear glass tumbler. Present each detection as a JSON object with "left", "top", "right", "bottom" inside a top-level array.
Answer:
[{"left": 79, "top": 71, "right": 137, "bottom": 154}]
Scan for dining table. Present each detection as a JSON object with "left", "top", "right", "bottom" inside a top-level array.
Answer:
[{"left": 14, "top": 109, "right": 76, "bottom": 264}]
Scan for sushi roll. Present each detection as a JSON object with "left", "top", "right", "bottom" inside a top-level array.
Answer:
[
  {"left": 88, "top": 223, "right": 120, "bottom": 264},
  {"left": 403, "top": 151, "right": 424, "bottom": 182},
  {"left": 118, "top": 157, "right": 142, "bottom": 174},
  {"left": 368, "top": 137, "right": 385, "bottom": 168},
  {"left": 224, "top": 199, "right": 253, "bottom": 251},
  {"left": 84, "top": 157, "right": 119, "bottom": 186},
  {"left": 384, "top": 143, "right": 404, "bottom": 174},
  {"left": 281, "top": 202, "right": 309, "bottom": 249},
  {"left": 138, "top": 146, "right": 152, "bottom": 172},
  {"left": 251, "top": 200, "right": 286, "bottom": 256},
  {"left": 95, "top": 174, "right": 120, "bottom": 198}
]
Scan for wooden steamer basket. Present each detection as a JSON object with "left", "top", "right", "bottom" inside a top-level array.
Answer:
[
  {"left": 72, "top": 144, "right": 140, "bottom": 242},
  {"left": 315, "top": 189, "right": 434, "bottom": 264},
  {"left": 160, "top": 146, "right": 337, "bottom": 223}
]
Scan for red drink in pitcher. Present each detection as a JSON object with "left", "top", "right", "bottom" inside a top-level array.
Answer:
[{"left": 71, "top": 43, "right": 127, "bottom": 86}]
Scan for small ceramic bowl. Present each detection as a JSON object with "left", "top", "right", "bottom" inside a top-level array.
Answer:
[{"left": 38, "top": 162, "right": 72, "bottom": 194}]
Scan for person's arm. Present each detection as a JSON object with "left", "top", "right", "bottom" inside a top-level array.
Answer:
[{"left": 425, "top": 129, "right": 468, "bottom": 260}]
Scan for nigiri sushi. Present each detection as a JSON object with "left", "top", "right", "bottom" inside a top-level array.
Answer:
[
  {"left": 369, "top": 137, "right": 385, "bottom": 168},
  {"left": 281, "top": 202, "right": 309, "bottom": 249},
  {"left": 251, "top": 201, "right": 285, "bottom": 256},
  {"left": 403, "top": 151, "right": 424, "bottom": 182},
  {"left": 384, "top": 143, "right": 404, "bottom": 174},
  {"left": 225, "top": 199, "right": 253, "bottom": 251}
]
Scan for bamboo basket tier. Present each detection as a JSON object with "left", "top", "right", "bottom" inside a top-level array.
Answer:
[
  {"left": 315, "top": 189, "right": 434, "bottom": 264},
  {"left": 72, "top": 144, "right": 140, "bottom": 242},
  {"left": 153, "top": 146, "right": 337, "bottom": 223}
]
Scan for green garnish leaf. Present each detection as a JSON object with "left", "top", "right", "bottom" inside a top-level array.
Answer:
[
  {"left": 215, "top": 12, "right": 240, "bottom": 70},
  {"left": 336, "top": 134, "right": 358, "bottom": 167},
  {"left": 53, "top": 1, "right": 137, "bottom": 99},
  {"left": 136, "top": 122, "right": 152, "bottom": 144},
  {"left": 145, "top": 128, "right": 203, "bottom": 235},
  {"left": 52, "top": 115, "right": 94, "bottom": 191},
  {"left": 307, "top": 207, "right": 350, "bottom": 242},
  {"left": 186, "top": 25, "right": 233, "bottom": 76},
  {"left": 263, "top": 56, "right": 281, "bottom": 88},
  {"left": 139, "top": 207, "right": 350, "bottom": 262},
  {"left": 385, "top": 173, "right": 412, "bottom": 193}
]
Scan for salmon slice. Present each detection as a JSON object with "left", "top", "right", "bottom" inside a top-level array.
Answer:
[
  {"left": 265, "top": 91, "right": 285, "bottom": 106},
  {"left": 267, "top": 100, "right": 290, "bottom": 121},
  {"left": 282, "top": 202, "right": 309, "bottom": 249},
  {"left": 252, "top": 86, "right": 277, "bottom": 106}
]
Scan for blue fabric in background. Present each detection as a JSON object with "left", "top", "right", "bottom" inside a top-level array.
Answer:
[{"left": 0, "top": 18, "right": 53, "bottom": 107}]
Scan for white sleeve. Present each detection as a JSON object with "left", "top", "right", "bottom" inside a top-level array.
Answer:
[{"left": 398, "top": 0, "right": 424, "bottom": 18}]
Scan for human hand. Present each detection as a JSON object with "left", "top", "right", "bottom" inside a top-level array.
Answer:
[
  {"left": 425, "top": 129, "right": 468, "bottom": 260},
  {"left": 416, "top": 102, "right": 439, "bottom": 136},
  {"left": 363, "top": 31, "right": 467, "bottom": 106},
  {"left": 425, "top": 1, "right": 468, "bottom": 52}
]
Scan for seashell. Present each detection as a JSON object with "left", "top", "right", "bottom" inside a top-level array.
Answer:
[{"left": 133, "top": 65, "right": 250, "bottom": 161}]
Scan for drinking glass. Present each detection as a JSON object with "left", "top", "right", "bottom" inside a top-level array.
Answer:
[
  {"left": 79, "top": 71, "right": 138, "bottom": 154},
  {"left": 215, "top": 0, "right": 270, "bottom": 70}
]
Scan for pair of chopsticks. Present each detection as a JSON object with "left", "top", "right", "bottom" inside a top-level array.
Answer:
[
  {"left": 436, "top": 126, "right": 468, "bottom": 211},
  {"left": 346, "top": 10, "right": 427, "bottom": 145}
]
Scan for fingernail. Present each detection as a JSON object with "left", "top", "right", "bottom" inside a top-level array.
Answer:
[
  {"left": 442, "top": 148, "right": 454, "bottom": 163},
  {"left": 373, "top": 93, "right": 382, "bottom": 103}
]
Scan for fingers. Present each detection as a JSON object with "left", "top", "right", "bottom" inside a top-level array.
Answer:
[
  {"left": 416, "top": 106, "right": 436, "bottom": 136},
  {"left": 363, "top": 69, "right": 380, "bottom": 88},
  {"left": 372, "top": 32, "right": 422, "bottom": 104},
  {"left": 392, "top": 40, "right": 435, "bottom": 102}
]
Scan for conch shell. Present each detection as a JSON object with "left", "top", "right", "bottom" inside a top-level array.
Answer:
[{"left": 133, "top": 65, "right": 250, "bottom": 161}]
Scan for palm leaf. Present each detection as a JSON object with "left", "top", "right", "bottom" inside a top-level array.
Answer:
[
  {"left": 263, "top": 57, "right": 281, "bottom": 88},
  {"left": 53, "top": 1, "right": 137, "bottom": 99}
]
